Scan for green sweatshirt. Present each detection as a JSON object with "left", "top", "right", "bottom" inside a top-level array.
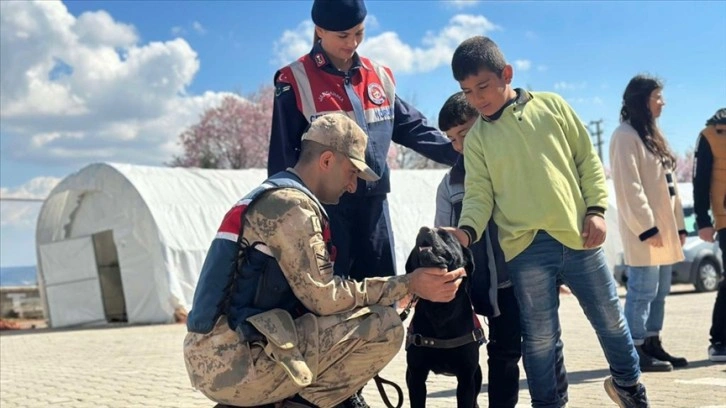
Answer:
[{"left": 458, "top": 90, "right": 608, "bottom": 261}]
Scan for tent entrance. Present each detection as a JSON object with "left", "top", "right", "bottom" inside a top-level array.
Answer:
[
  {"left": 92, "top": 230, "right": 127, "bottom": 323},
  {"left": 38, "top": 231, "right": 127, "bottom": 327},
  {"left": 39, "top": 236, "right": 106, "bottom": 327}
]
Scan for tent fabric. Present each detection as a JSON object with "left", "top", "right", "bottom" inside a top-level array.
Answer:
[
  {"left": 36, "top": 163, "right": 268, "bottom": 327},
  {"left": 35, "top": 161, "right": 689, "bottom": 328},
  {"left": 35, "top": 163, "right": 448, "bottom": 327}
]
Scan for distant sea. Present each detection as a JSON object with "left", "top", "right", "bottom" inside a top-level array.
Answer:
[{"left": 0, "top": 266, "right": 37, "bottom": 287}]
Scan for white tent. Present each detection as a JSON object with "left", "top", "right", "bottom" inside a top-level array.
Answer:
[
  {"left": 35, "top": 163, "right": 447, "bottom": 328},
  {"left": 39, "top": 161, "right": 679, "bottom": 328},
  {"left": 36, "top": 163, "right": 268, "bottom": 327}
]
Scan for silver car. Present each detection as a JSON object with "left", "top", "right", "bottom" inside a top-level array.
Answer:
[{"left": 613, "top": 206, "right": 723, "bottom": 292}]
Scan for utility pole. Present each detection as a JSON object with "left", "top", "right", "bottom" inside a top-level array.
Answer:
[{"left": 588, "top": 119, "right": 604, "bottom": 162}]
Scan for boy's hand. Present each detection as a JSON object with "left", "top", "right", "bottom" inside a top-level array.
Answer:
[
  {"left": 408, "top": 266, "right": 466, "bottom": 302},
  {"left": 582, "top": 214, "right": 606, "bottom": 248},
  {"left": 439, "top": 226, "right": 471, "bottom": 247}
]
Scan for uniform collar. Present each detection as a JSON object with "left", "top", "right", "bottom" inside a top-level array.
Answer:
[{"left": 309, "top": 41, "right": 371, "bottom": 75}]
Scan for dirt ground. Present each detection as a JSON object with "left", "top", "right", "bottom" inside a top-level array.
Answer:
[{"left": 0, "top": 318, "right": 47, "bottom": 330}]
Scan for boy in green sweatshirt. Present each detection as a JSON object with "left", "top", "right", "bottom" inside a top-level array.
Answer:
[{"left": 445, "top": 36, "right": 649, "bottom": 408}]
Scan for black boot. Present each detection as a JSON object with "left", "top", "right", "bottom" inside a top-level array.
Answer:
[
  {"left": 635, "top": 345, "right": 673, "bottom": 372},
  {"left": 643, "top": 336, "right": 688, "bottom": 368},
  {"left": 338, "top": 389, "right": 370, "bottom": 408}
]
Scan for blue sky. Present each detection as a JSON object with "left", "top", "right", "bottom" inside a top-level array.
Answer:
[{"left": 1, "top": 0, "right": 725, "bottom": 266}]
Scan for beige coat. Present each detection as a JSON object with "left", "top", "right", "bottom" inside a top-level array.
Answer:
[{"left": 609, "top": 122, "right": 685, "bottom": 267}]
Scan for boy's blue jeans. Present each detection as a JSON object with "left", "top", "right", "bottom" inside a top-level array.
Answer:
[
  {"left": 507, "top": 231, "right": 640, "bottom": 408},
  {"left": 624, "top": 264, "right": 673, "bottom": 344}
]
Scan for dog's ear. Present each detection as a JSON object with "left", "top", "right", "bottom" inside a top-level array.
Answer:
[{"left": 405, "top": 246, "right": 419, "bottom": 274}]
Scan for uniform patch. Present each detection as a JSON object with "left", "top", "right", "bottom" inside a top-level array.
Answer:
[
  {"left": 312, "top": 242, "right": 333, "bottom": 274},
  {"left": 314, "top": 53, "right": 326, "bottom": 67},
  {"left": 275, "top": 84, "right": 291, "bottom": 97},
  {"left": 310, "top": 215, "right": 322, "bottom": 234},
  {"left": 367, "top": 83, "right": 386, "bottom": 105}
]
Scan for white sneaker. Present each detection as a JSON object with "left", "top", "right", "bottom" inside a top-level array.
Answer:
[{"left": 709, "top": 343, "right": 726, "bottom": 362}]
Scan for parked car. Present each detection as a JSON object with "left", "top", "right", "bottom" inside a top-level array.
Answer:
[{"left": 613, "top": 206, "right": 723, "bottom": 292}]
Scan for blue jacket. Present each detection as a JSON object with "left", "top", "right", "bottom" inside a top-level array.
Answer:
[
  {"left": 435, "top": 157, "right": 510, "bottom": 317},
  {"left": 268, "top": 42, "right": 458, "bottom": 196}
]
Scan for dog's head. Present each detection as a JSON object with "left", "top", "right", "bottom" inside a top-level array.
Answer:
[{"left": 405, "top": 226, "right": 473, "bottom": 276}]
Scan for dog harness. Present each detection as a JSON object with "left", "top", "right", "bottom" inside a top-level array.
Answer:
[{"left": 405, "top": 312, "right": 485, "bottom": 349}]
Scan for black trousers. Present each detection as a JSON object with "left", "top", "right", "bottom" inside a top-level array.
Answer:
[
  {"left": 325, "top": 194, "right": 396, "bottom": 280},
  {"left": 710, "top": 229, "right": 726, "bottom": 345},
  {"left": 487, "top": 286, "right": 522, "bottom": 408}
]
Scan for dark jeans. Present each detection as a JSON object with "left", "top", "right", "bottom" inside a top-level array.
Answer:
[
  {"left": 487, "top": 286, "right": 568, "bottom": 408},
  {"left": 710, "top": 229, "right": 726, "bottom": 345}
]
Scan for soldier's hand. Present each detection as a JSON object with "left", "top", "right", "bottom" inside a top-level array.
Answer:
[{"left": 409, "top": 266, "right": 466, "bottom": 302}]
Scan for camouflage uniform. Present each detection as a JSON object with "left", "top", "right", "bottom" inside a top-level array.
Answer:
[{"left": 184, "top": 187, "right": 411, "bottom": 407}]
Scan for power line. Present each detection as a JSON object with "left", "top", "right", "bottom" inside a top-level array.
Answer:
[
  {"left": 0, "top": 197, "right": 44, "bottom": 202},
  {"left": 588, "top": 119, "right": 604, "bottom": 162}
]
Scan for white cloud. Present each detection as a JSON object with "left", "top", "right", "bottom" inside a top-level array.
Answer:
[
  {"left": 537, "top": 65, "right": 548, "bottom": 72},
  {"left": 514, "top": 59, "right": 531, "bottom": 71},
  {"left": 192, "top": 21, "right": 206, "bottom": 35},
  {"left": 273, "top": 14, "right": 500, "bottom": 74},
  {"left": 0, "top": 177, "right": 60, "bottom": 200},
  {"left": 554, "top": 81, "right": 588, "bottom": 91},
  {"left": 0, "top": 177, "right": 60, "bottom": 228},
  {"left": 566, "top": 96, "right": 604, "bottom": 105},
  {"left": 445, "top": 0, "right": 480, "bottom": 9},
  {"left": 365, "top": 14, "right": 380, "bottom": 31},
  {"left": 273, "top": 20, "right": 315, "bottom": 66},
  {"left": 0, "top": 1, "right": 235, "bottom": 166}
]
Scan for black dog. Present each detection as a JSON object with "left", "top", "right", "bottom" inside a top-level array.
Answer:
[{"left": 404, "top": 226, "right": 483, "bottom": 408}]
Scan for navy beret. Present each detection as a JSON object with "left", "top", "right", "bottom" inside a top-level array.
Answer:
[
  {"left": 706, "top": 108, "right": 726, "bottom": 126},
  {"left": 311, "top": 0, "right": 367, "bottom": 31}
]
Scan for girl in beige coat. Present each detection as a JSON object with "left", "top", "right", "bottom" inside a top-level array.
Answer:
[{"left": 610, "top": 75, "right": 688, "bottom": 372}]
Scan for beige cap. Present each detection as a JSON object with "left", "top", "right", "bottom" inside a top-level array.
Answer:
[{"left": 301, "top": 113, "right": 380, "bottom": 182}]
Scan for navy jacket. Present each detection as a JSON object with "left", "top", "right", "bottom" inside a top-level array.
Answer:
[{"left": 268, "top": 42, "right": 458, "bottom": 196}]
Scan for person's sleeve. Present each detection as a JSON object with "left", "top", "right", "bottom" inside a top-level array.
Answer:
[
  {"left": 391, "top": 95, "right": 459, "bottom": 166},
  {"left": 458, "top": 131, "right": 493, "bottom": 244},
  {"left": 434, "top": 174, "right": 454, "bottom": 227},
  {"left": 609, "top": 128, "right": 659, "bottom": 240},
  {"left": 693, "top": 132, "right": 714, "bottom": 229},
  {"left": 558, "top": 97, "right": 608, "bottom": 213},
  {"left": 267, "top": 80, "right": 309, "bottom": 176},
  {"left": 246, "top": 190, "right": 411, "bottom": 315},
  {"left": 672, "top": 181, "right": 687, "bottom": 234}
]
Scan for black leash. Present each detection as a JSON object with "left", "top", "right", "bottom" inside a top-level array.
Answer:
[
  {"left": 371, "top": 296, "right": 418, "bottom": 408},
  {"left": 373, "top": 374, "right": 404, "bottom": 408}
]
